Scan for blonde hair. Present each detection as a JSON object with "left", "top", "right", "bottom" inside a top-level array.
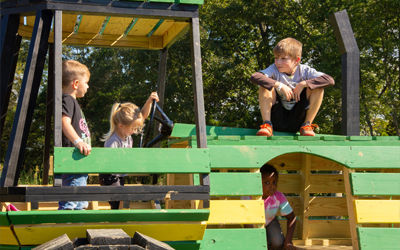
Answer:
[
  {"left": 62, "top": 60, "right": 90, "bottom": 88},
  {"left": 101, "top": 102, "right": 144, "bottom": 142},
  {"left": 273, "top": 38, "right": 302, "bottom": 60}
]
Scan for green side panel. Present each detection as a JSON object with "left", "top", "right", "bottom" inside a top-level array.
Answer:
[
  {"left": 349, "top": 136, "right": 372, "bottom": 141},
  {"left": 373, "top": 136, "right": 400, "bottom": 141},
  {"left": 199, "top": 229, "right": 267, "bottom": 250},
  {"left": 7, "top": 209, "right": 209, "bottom": 225},
  {"left": 322, "top": 136, "right": 347, "bottom": 141},
  {"left": 164, "top": 241, "right": 200, "bottom": 250},
  {"left": 0, "top": 245, "right": 20, "bottom": 250},
  {"left": 209, "top": 146, "right": 400, "bottom": 169},
  {"left": 148, "top": 0, "right": 175, "bottom": 3},
  {"left": 210, "top": 173, "right": 262, "bottom": 196},
  {"left": 170, "top": 123, "right": 295, "bottom": 138},
  {"left": 350, "top": 173, "right": 400, "bottom": 196},
  {"left": 358, "top": 228, "right": 400, "bottom": 250},
  {"left": 53, "top": 147, "right": 210, "bottom": 174},
  {"left": 20, "top": 247, "right": 36, "bottom": 250},
  {"left": 177, "top": 0, "right": 204, "bottom": 4},
  {"left": 0, "top": 212, "right": 11, "bottom": 226}
]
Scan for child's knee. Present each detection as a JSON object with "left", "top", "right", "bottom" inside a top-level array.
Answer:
[{"left": 307, "top": 87, "right": 324, "bottom": 100}]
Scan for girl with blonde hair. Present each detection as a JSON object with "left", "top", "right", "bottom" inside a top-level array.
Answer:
[{"left": 99, "top": 92, "right": 159, "bottom": 209}]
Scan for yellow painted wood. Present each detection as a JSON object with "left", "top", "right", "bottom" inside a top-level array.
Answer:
[
  {"left": 207, "top": 200, "right": 265, "bottom": 225},
  {"left": 14, "top": 222, "right": 206, "bottom": 245},
  {"left": 163, "top": 22, "right": 189, "bottom": 47},
  {"left": 153, "top": 20, "right": 175, "bottom": 36},
  {"left": 127, "top": 19, "right": 159, "bottom": 36},
  {"left": 343, "top": 167, "right": 359, "bottom": 250},
  {"left": 102, "top": 17, "right": 133, "bottom": 35},
  {"left": 0, "top": 226, "right": 19, "bottom": 245},
  {"left": 354, "top": 200, "right": 400, "bottom": 223},
  {"left": 78, "top": 15, "right": 105, "bottom": 34},
  {"left": 26, "top": 16, "right": 35, "bottom": 27},
  {"left": 62, "top": 14, "right": 79, "bottom": 33},
  {"left": 114, "top": 36, "right": 162, "bottom": 49}
]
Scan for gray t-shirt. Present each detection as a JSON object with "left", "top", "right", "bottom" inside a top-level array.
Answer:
[
  {"left": 260, "top": 64, "right": 324, "bottom": 110},
  {"left": 104, "top": 132, "right": 133, "bottom": 177}
]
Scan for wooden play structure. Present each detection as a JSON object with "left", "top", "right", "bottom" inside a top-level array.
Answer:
[{"left": 1, "top": 0, "right": 399, "bottom": 249}]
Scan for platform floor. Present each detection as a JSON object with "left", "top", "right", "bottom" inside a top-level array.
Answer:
[{"left": 296, "top": 246, "right": 353, "bottom": 250}]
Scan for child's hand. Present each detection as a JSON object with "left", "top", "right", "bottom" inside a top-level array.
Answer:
[
  {"left": 284, "top": 242, "right": 298, "bottom": 250},
  {"left": 280, "top": 84, "right": 294, "bottom": 101},
  {"left": 147, "top": 92, "right": 159, "bottom": 103},
  {"left": 76, "top": 141, "right": 91, "bottom": 156},
  {"left": 293, "top": 81, "right": 307, "bottom": 102}
]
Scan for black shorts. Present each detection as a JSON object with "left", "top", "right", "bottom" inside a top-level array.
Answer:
[
  {"left": 271, "top": 89, "right": 309, "bottom": 133},
  {"left": 99, "top": 174, "right": 125, "bottom": 209}
]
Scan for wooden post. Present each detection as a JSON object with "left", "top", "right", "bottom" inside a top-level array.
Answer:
[
  {"left": 0, "top": 10, "right": 53, "bottom": 187},
  {"left": 0, "top": 14, "right": 20, "bottom": 140},
  {"left": 299, "top": 154, "right": 311, "bottom": 240},
  {"left": 330, "top": 9, "right": 360, "bottom": 136},
  {"left": 53, "top": 10, "right": 63, "bottom": 187},
  {"left": 343, "top": 167, "right": 360, "bottom": 250}
]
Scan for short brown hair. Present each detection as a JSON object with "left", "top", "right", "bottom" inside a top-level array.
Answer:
[
  {"left": 62, "top": 60, "right": 90, "bottom": 88},
  {"left": 273, "top": 38, "right": 302, "bottom": 59}
]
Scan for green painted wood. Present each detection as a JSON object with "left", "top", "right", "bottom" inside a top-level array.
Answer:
[
  {"left": 210, "top": 173, "right": 262, "bottom": 196},
  {"left": 350, "top": 173, "right": 400, "bottom": 196},
  {"left": 7, "top": 209, "right": 210, "bottom": 225},
  {"left": 357, "top": 228, "right": 400, "bottom": 250},
  {"left": 199, "top": 228, "right": 267, "bottom": 249},
  {"left": 0, "top": 212, "right": 10, "bottom": 226},
  {"left": 209, "top": 146, "right": 400, "bottom": 169},
  {"left": 148, "top": 0, "right": 175, "bottom": 3},
  {"left": 297, "top": 136, "right": 321, "bottom": 141},
  {"left": 53, "top": 147, "right": 210, "bottom": 174},
  {"left": 177, "top": 0, "right": 204, "bottom": 4},
  {"left": 349, "top": 136, "right": 372, "bottom": 141},
  {"left": 164, "top": 241, "right": 200, "bottom": 250},
  {"left": 322, "top": 136, "right": 347, "bottom": 141},
  {"left": 216, "top": 136, "right": 241, "bottom": 141},
  {"left": 170, "top": 123, "right": 295, "bottom": 138},
  {"left": 0, "top": 245, "right": 20, "bottom": 250},
  {"left": 373, "top": 136, "right": 400, "bottom": 141}
]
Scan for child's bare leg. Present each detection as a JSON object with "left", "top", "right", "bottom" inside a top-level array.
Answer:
[
  {"left": 259, "top": 86, "right": 276, "bottom": 122},
  {"left": 304, "top": 88, "right": 324, "bottom": 124},
  {"left": 257, "top": 87, "right": 275, "bottom": 136}
]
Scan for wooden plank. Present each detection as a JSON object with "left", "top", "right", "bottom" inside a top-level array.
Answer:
[
  {"left": 357, "top": 228, "right": 400, "bottom": 250},
  {"left": 207, "top": 200, "right": 265, "bottom": 225},
  {"left": 87, "top": 229, "right": 131, "bottom": 245},
  {"left": 7, "top": 209, "right": 210, "bottom": 225},
  {"left": 280, "top": 219, "right": 351, "bottom": 239},
  {"left": 286, "top": 197, "right": 348, "bottom": 217},
  {"left": 209, "top": 146, "right": 400, "bottom": 169},
  {"left": 279, "top": 173, "right": 345, "bottom": 193},
  {"left": 0, "top": 226, "right": 20, "bottom": 245},
  {"left": 127, "top": 18, "right": 160, "bottom": 36},
  {"left": 102, "top": 17, "right": 133, "bottom": 35},
  {"left": 0, "top": 212, "right": 10, "bottom": 226},
  {"left": 350, "top": 173, "right": 400, "bottom": 196},
  {"left": 354, "top": 200, "right": 400, "bottom": 223},
  {"left": 152, "top": 19, "right": 174, "bottom": 36},
  {"left": 78, "top": 15, "right": 105, "bottom": 34},
  {"left": 209, "top": 173, "right": 262, "bottom": 196},
  {"left": 163, "top": 21, "right": 189, "bottom": 47},
  {"left": 164, "top": 241, "right": 200, "bottom": 250},
  {"left": 133, "top": 231, "right": 174, "bottom": 250},
  {"left": 343, "top": 167, "right": 359, "bottom": 250},
  {"left": 14, "top": 222, "right": 207, "bottom": 245},
  {"left": 61, "top": 14, "right": 78, "bottom": 33},
  {"left": 199, "top": 228, "right": 267, "bottom": 250},
  {"left": 53, "top": 147, "right": 210, "bottom": 174},
  {"left": 33, "top": 234, "right": 73, "bottom": 250}
]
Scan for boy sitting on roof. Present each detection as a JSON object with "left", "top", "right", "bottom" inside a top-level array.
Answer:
[{"left": 250, "top": 38, "right": 334, "bottom": 136}]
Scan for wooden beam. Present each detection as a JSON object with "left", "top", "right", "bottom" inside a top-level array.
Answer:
[
  {"left": 330, "top": 10, "right": 360, "bottom": 136},
  {"left": 0, "top": 10, "right": 53, "bottom": 187},
  {"left": 0, "top": 14, "right": 20, "bottom": 139},
  {"left": 299, "top": 154, "right": 311, "bottom": 240},
  {"left": 53, "top": 10, "right": 63, "bottom": 149},
  {"left": 343, "top": 167, "right": 359, "bottom": 250}
]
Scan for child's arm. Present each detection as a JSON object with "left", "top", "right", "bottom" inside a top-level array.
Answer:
[
  {"left": 293, "top": 74, "right": 335, "bottom": 102},
  {"left": 62, "top": 115, "right": 91, "bottom": 156},
  {"left": 141, "top": 92, "right": 159, "bottom": 119},
  {"left": 283, "top": 211, "right": 298, "bottom": 250},
  {"left": 251, "top": 72, "right": 294, "bottom": 101}
]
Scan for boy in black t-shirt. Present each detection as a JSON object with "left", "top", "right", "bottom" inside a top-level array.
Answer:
[{"left": 58, "top": 60, "right": 91, "bottom": 210}]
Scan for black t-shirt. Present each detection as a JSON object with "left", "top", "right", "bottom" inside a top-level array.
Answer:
[{"left": 62, "top": 93, "right": 91, "bottom": 147}]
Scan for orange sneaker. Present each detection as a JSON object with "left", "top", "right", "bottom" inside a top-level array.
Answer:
[
  {"left": 257, "top": 123, "right": 273, "bottom": 137},
  {"left": 300, "top": 124, "right": 318, "bottom": 136}
]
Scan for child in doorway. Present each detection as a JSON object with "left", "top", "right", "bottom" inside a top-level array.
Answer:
[
  {"left": 250, "top": 37, "right": 334, "bottom": 137},
  {"left": 245, "top": 163, "right": 298, "bottom": 250},
  {"left": 99, "top": 92, "right": 159, "bottom": 209},
  {"left": 58, "top": 60, "right": 92, "bottom": 210}
]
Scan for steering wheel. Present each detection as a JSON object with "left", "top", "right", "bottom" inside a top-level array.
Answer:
[{"left": 139, "top": 99, "right": 173, "bottom": 148}]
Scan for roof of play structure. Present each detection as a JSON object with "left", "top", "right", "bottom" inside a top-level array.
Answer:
[{"left": 0, "top": 0, "right": 204, "bottom": 49}]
